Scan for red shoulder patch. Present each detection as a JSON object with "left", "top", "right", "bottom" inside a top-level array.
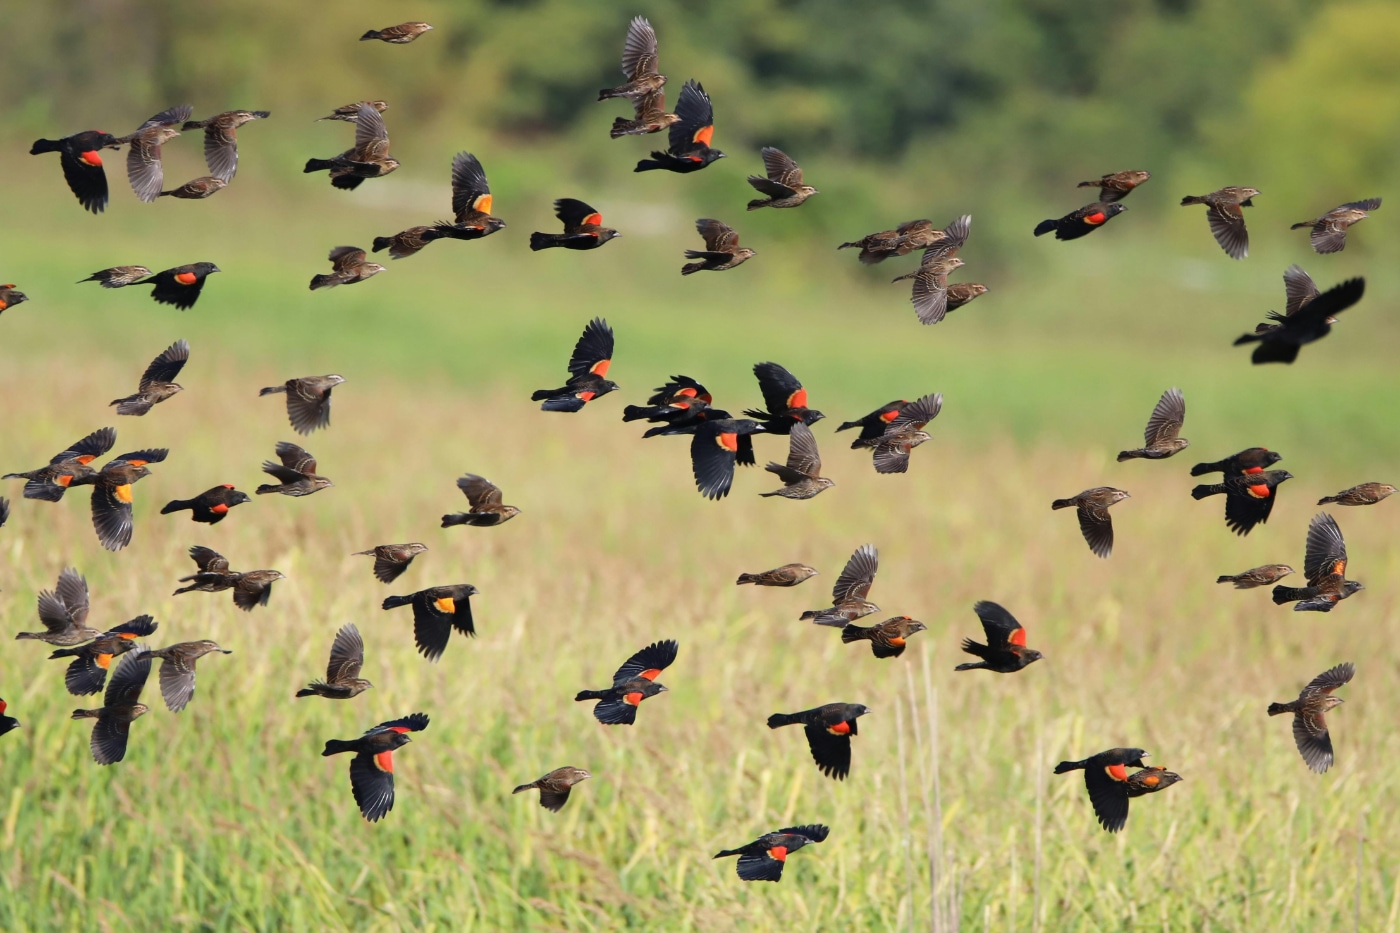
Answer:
[
  {"left": 786, "top": 388, "right": 808, "bottom": 410},
  {"left": 1105, "top": 763, "right": 1127, "bottom": 782},
  {"left": 374, "top": 750, "right": 395, "bottom": 773},
  {"left": 591, "top": 360, "right": 612, "bottom": 377},
  {"left": 1084, "top": 211, "right": 1107, "bottom": 225},
  {"left": 174, "top": 272, "right": 198, "bottom": 285},
  {"left": 716, "top": 432, "right": 738, "bottom": 452},
  {"left": 693, "top": 125, "right": 714, "bottom": 147},
  {"left": 80, "top": 151, "right": 103, "bottom": 167},
  {"left": 638, "top": 668, "right": 663, "bottom": 682},
  {"left": 582, "top": 212, "right": 603, "bottom": 227},
  {"left": 1008, "top": 628, "right": 1027, "bottom": 647}
]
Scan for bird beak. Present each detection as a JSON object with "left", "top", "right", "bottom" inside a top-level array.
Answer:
[
  {"left": 657, "top": 685, "right": 669, "bottom": 693},
  {"left": 210, "top": 265, "right": 222, "bottom": 273},
  {"left": 220, "top": 649, "right": 233, "bottom": 654}
]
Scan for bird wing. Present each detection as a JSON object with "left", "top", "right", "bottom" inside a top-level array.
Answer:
[
  {"left": 139, "top": 339, "right": 190, "bottom": 390},
  {"left": 760, "top": 147, "right": 803, "bottom": 187},
  {"left": 458, "top": 474, "right": 503, "bottom": 507},
  {"left": 620, "top": 16, "right": 659, "bottom": 80},
  {"left": 833, "top": 543, "right": 878, "bottom": 602},
  {"left": 695, "top": 218, "right": 738, "bottom": 252},
  {"left": 1143, "top": 387, "right": 1185, "bottom": 446},
  {"left": 1282, "top": 265, "right": 1318, "bottom": 316},
  {"left": 1303, "top": 512, "right": 1347, "bottom": 584}
]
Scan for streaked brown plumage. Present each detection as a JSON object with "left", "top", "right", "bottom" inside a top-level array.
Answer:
[
  {"left": 158, "top": 175, "right": 227, "bottom": 199},
  {"left": 598, "top": 17, "right": 665, "bottom": 102},
  {"left": 736, "top": 563, "right": 818, "bottom": 587},
  {"left": 513, "top": 766, "right": 591, "bottom": 812},
  {"left": 117, "top": 105, "right": 192, "bottom": 202},
  {"left": 181, "top": 109, "right": 270, "bottom": 181},
  {"left": 1317, "top": 482, "right": 1395, "bottom": 507},
  {"left": 255, "top": 441, "right": 333, "bottom": 497},
  {"left": 1051, "top": 487, "right": 1129, "bottom": 558},
  {"left": 442, "top": 474, "right": 521, "bottom": 527},
  {"left": 71, "top": 648, "right": 152, "bottom": 765},
  {"left": 890, "top": 215, "right": 971, "bottom": 324},
  {"left": 746, "top": 147, "right": 818, "bottom": 210},
  {"left": 1216, "top": 564, "right": 1294, "bottom": 588},
  {"left": 840, "top": 615, "right": 926, "bottom": 659},
  {"left": 147, "top": 640, "right": 231, "bottom": 712},
  {"left": 945, "top": 282, "right": 989, "bottom": 315},
  {"left": 259, "top": 374, "right": 345, "bottom": 435},
  {"left": 611, "top": 87, "right": 678, "bottom": 138},
  {"left": 1180, "top": 186, "right": 1259, "bottom": 259},
  {"left": 838, "top": 219, "right": 941, "bottom": 265},
  {"left": 854, "top": 392, "right": 942, "bottom": 474},
  {"left": 1116, "top": 387, "right": 1188, "bottom": 461},
  {"left": 1268, "top": 662, "right": 1353, "bottom": 773},
  {"left": 309, "top": 247, "right": 384, "bottom": 290},
  {"left": 681, "top": 218, "right": 754, "bottom": 274},
  {"left": 317, "top": 100, "right": 388, "bottom": 123},
  {"left": 760, "top": 422, "right": 833, "bottom": 499},
  {"left": 1076, "top": 170, "right": 1151, "bottom": 202},
  {"left": 353, "top": 543, "right": 429, "bottom": 584},
  {"left": 802, "top": 543, "right": 879, "bottom": 626},
  {"left": 297, "top": 623, "right": 372, "bottom": 700},
  {"left": 78, "top": 266, "right": 153, "bottom": 288},
  {"left": 110, "top": 339, "right": 188, "bottom": 416},
  {"left": 16, "top": 567, "right": 97, "bottom": 646},
  {"left": 171, "top": 545, "right": 238, "bottom": 595},
  {"left": 361, "top": 22, "right": 434, "bottom": 43},
  {"left": 304, "top": 104, "right": 398, "bottom": 189},
  {"left": 1290, "top": 198, "right": 1379, "bottom": 254}
]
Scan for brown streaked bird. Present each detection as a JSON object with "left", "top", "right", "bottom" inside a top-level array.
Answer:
[
  {"left": 256, "top": 441, "right": 334, "bottom": 497},
  {"left": 513, "top": 767, "right": 592, "bottom": 812},
  {"left": 141, "top": 262, "right": 221, "bottom": 309},
  {"left": 1216, "top": 564, "right": 1295, "bottom": 589},
  {"left": 110, "top": 339, "right": 188, "bottom": 416},
  {"left": 954, "top": 601, "right": 1043, "bottom": 673},
  {"left": 353, "top": 543, "right": 429, "bottom": 584},
  {"left": 575, "top": 639, "right": 677, "bottom": 726},
  {"left": 531, "top": 317, "right": 617, "bottom": 412},
  {"left": 1125, "top": 766, "right": 1182, "bottom": 798},
  {"left": 633, "top": 79, "right": 725, "bottom": 173},
  {"left": 30, "top": 128, "right": 122, "bottom": 213},
  {"left": 1180, "top": 186, "right": 1259, "bottom": 259},
  {"left": 49, "top": 615, "right": 157, "bottom": 696},
  {"left": 611, "top": 86, "right": 678, "bottom": 138},
  {"left": 231, "top": 570, "right": 286, "bottom": 612},
  {"left": 599, "top": 16, "right": 665, "bottom": 102},
  {"left": 746, "top": 147, "right": 818, "bottom": 210},
  {"left": 4, "top": 426, "right": 115, "bottom": 502},
  {"left": 1190, "top": 446, "right": 1281, "bottom": 478},
  {"left": 1318, "top": 482, "right": 1395, "bottom": 507},
  {"left": 259, "top": 374, "right": 345, "bottom": 435},
  {"left": 116, "top": 105, "right": 192, "bottom": 202},
  {"left": 0, "top": 699, "right": 18, "bottom": 738},
  {"left": 744, "top": 361, "right": 824, "bottom": 434},
  {"left": 1053, "top": 747, "right": 1149, "bottom": 833},
  {"left": 374, "top": 152, "right": 506, "bottom": 259},
  {"left": 1076, "top": 170, "right": 1151, "bottom": 202},
  {"left": 736, "top": 563, "right": 818, "bottom": 587},
  {"left": 802, "top": 543, "right": 879, "bottom": 626},
  {"left": 1116, "top": 387, "right": 1187, "bottom": 461},
  {"left": 87, "top": 448, "right": 167, "bottom": 552},
  {"left": 78, "top": 266, "right": 153, "bottom": 289},
  {"left": 309, "top": 246, "right": 384, "bottom": 290},
  {"left": 360, "top": 22, "right": 433, "bottom": 44},
  {"left": 148, "top": 640, "right": 231, "bottom": 712},
  {"left": 16, "top": 567, "right": 97, "bottom": 646},
  {"left": 529, "top": 198, "right": 619, "bottom": 251},
  {"left": 182, "top": 109, "right": 270, "bottom": 181},
  {"left": 304, "top": 104, "right": 398, "bottom": 190},
  {"left": 838, "top": 219, "right": 940, "bottom": 265},
  {"left": 382, "top": 584, "right": 480, "bottom": 662},
  {"left": 161, "top": 484, "right": 250, "bottom": 525},
  {"left": 891, "top": 215, "right": 971, "bottom": 324},
  {"left": 158, "top": 175, "right": 226, "bottom": 199},
  {"left": 369, "top": 226, "right": 437, "bottom": 261},
  {"left": 71, "top": 648, "right": 152, "bottom": 765},
  {"left": 0, "top": 284, "right": 29, "bottom": 315},
  {"left": 172, "top": 545, "right": 239, "bottom": 597},
  {"left": 759, "top": 423, "right": 833, "bottom": 500},
  {"left": 1234, "top": 277, "right": 1364, "bottom": 365},
  {"left": 322, "top": 713, "right": 429, "bottom": 823},
  {"left": 689, "top": 418, "right": 767, "bottom": 500},
  {"left": 855, "top": 392, "right": 942, "bottom": 474},
  {"left": 681, "top": 218, "right": 755, "bottom": 274},
  {"left": 767, "top": 703, "right": 870, "bottom": 780},
  {"left": 945, "top": 282, "right": 990, "bottom": 315},
  {"left": 1290, "top": 198, "right": 1379, "bottom": 254},
  {"left": 297, "top": 623, "right": 372, "bottom": 700},
  {"left": 714, "top": 825, "right": 828, "bottom": 883},
  {"left": 1051, "top": 487, "right": 1130, "bottom": 558},
  {"left": 442, "top": 474, "right": 520, "bottom": 528},
  {"left": 840, "top": 615, "right": 926, "bottom": 659},
  {"left": 1271, "top": 512, "right": 1363, "bottom": 612},
  {"left": 1033, "top": 202, "right": 1126, "bottom": 241},
  {"left": 1269, "top": 662, "right": 1353, "bottom": 773},
  {"left": 317, "top": 100, "right": 388, "bottom": 123},
  {"left": 1191, "top": 469, "right": 1292, "bottom": 537}
]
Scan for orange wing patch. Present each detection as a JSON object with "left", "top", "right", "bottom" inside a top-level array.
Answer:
[
  {"left": 1244, "top": 466, "right": 1264, "bottom": 474},
  {"left": 693, "top": 125, "right": 714, "bottom": 147},
  {"left": 211, "top": 503, "right": 229, "bottom": 514},
  {"left": 623, "top": 691, "right": 644, "bottom": 706},
  {"left": 1247, "top": 483, "right": 1271, "bottom": 498},
  {"left": 1084, "top": 211, "right": 1107, "bottom": 225},
  {"left": 434, "top": 596, "right": 456, "bottom": 614},
  {"left": 582, "top": 212, "right": 603, "bottom": 227},
  {"left": 1009, "top": 628, "right": 1027, "bottom": 647},
  {"left": 827, "top": 721, "right": 851, "bottom": 736},
  {"left": 676, "top": 387, "right": 698, "bottom": 399},
  {"left": 96, "top": 653, "right": 113, "bottom": 669},
  {"left": 716, "top": 432, "right": 738, "bottom": 452},
  {"left": 638, "top": 668, "right": 663, "bottom": 682},
  {"left": 114, "top": 484, "right": 134, "bottom": 504},
  {"left": 1105, "top": 763, "right": 1127, "bottom": 782},
  {"left": 57, "top": 475, "right": 74, "bottom": 487},
  {"left": 767, "top": 845, "right": 788, "bottom": 862},
  {"left": 888, "top": 636, "right": 906, "bottom": 647},
  {"left": 577, "top": 391, "right": 596, "bottom": 402},
  {"left": 786, "top": 388, "right": 808, "bottom": 410},
  {"left": 80, "top": 151, "right": 103, "bottom": 166},
  {"left": 591, "top": 360, "right": 612, "bottom": 377},
  {"left": 881, "top": 409, "right": 900, "bottom": 422},
  {"left": 1333, "top": 560, "right": 1346, "bottom": 575},
  {"left": 374, "top": 750, "right": 395, "bottom": 773},
  {"left": 174, "top": 272, "right": 198, "bottom": 285},
  {"left": 474, "top": 194, "right": 493, "bottom": 214}
]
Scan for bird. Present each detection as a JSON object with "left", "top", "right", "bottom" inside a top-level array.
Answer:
[
  {"left": 78, "top": 266, "right": 154, "bottom": 288},
  {"left": 611, "top": 86, "right": 678, "bottom": 138},
  {"left": 321, "top": 713, "right": 430, "bottom": 823},
  {"left": 1189, "top": 447, "right": 1281, "bottom": 478},
  {"left": 49, "top": 615, "right": 157, "bottom": 696},
  {"left": 744, "top": 362, "right": 824, "bottom": 434},
  {"left": 1249, "top": 266, "right": 1333, "bottom": 338},
  {"left": 87, "top": 448, "right": 167, "bottom": 551},
  {"left": 689, "top": 419, "right": 767, "bottom": 500},
  {"left": 181, "top": 109, "right": 270, "bottom": 181},
  {"left": 4, "top": 427, "right": 115, "bottom": 501},
  {"left": 117, "top": 104, "right": 192, "bottom": 203},
  {"left": 234, "top": 571, "right": 288, "bottom": 612},
  {"left": 110, "top": 339, "right": 189, "bottom": 416},
  {"left": 1317, "top": 482, "right": 1395, "bottom": 507},
  {"left": 802, "top": 543, "right": 879, "bottom": 626},
  {"left": 1233, "top": 277, "right": 1364, "bottom": 364},
  {"left": 574, "top": 639, "right": 677, "bottom": 726},
  {"left": 441, "top": 474, "right": 521, "bottom": 528},
  {"left": 16, "top": 568, "right": 98, "bottom": 646},
  {"left": 0, "top": 284, "right": 30, "bottom": 315},
  {"left": 530, "top": 317, "right": 617, "bottom": 412},
  {"left": 1271, "top": 513, "right": 1363, "bottom": 612},
  {"left": 599, "top": 16, "right": 666, "bottom": 102},
  {"left": 1033, "top": 202, "right": 1126, "bottom": 240},
  {"left": 160, "top": 485, "right": 250, "bottom": 524},
  {"left": 259, "top": 374, "right": 345, "bottom": 435},
  {"left": 766, "top": 704, "right": 870, "bottom": 780},
  {"left": 0, "top": 496, "right": 7, "bottom": 531},
  {"left": 171, "top": 546, "right": 240, "bottom": 597},
  {"left": 759, "top": 423, "right": 833, "bottom": 499},
  {"left": 309, "top": 246, "right": 384, "bottom": 290},
  {"left": 854, "top": 392, "right": 942, "bottom": 473},
  {"left": 139, "top": 263, "right": 222, "bottom": 309},
  {"left": 353, "top": 543, "right": 429, "bottom": 584},
  {"left": 0, "top": 699, "right": 18, "bottom": 738},
  {"left": 840, "top": 616, "right": 926, "bottom": 659},
  {"left": 317, "top": 100, "right": 388, "bottom": 123},
  {"left": 1116, "top": 387, "right": 1188, "bottom": 461},
  {"left": 954, "top": 601, "right": 1044, "bottom": 673},
  {"left": 836, "top": 400, "right": 910, "bottom": 447},
  {"left": 297, "top": 624, "right": 372, "bottom": 700},
  {"left": 681, "top": 218, "right": 755, "bottom": 274},
  {"left": 1180, "top": 186, "right": 1259, "bottom": 259},
  {"left": 529, "top": 199, "right": 619, "bottom": 251},
  {"left": 714, "top": 825, "right": 828, "bottom": 882},
  {"left": 147, "top": 640, "right": 231, "bottom": 712},
  {"left": 374, "top": 153, "right": 506, "bottom": 258},
  {"left": 1290, "top": 198, "right": 1379, "bottom": 254},
  {"left": 1053, "top": 747, "right": 1149, "bottom": 832},
  {"left": 29, "top": 128, "right": 122, "bottom": 213},
  {"left": 304, "top": 104, "right": 398, "bottom": 189},
  {"left": 746, "top": 147, "right": 818, "bottom": 210},
  {"left": 838, "top": 219, "right": 942, "bottom": 264},
  {"left": 1191, "top": 469, "right": 1293, "bottom": 536},
  {"left": 1268, "top": 662, "right": 1353, "bottom": 773},
  {"left": 736, "top": 564, "right": 818, "bottom": 587},
  {"left": 890, "top": 215, "right": 971, "bottom": 324},
  {"left": 622, "top": 375, "right": 714, "bottom": 424},
  {"left": 1051, "top": 487, "right": 1130, "bottom": 558},
  {"left": 1125, "top": 766, "right": 1183, "bottom": 798},
  {"left": 158, "top": 176, "right": 226, "bottom": 199},
  {"left": 513, "top": 767, "right": 592, "bottom": 812},
  {"left": 360, "top": 22, "right": 434, "bottom": 44},
  {"left": 71, "top": 648, "right": 153, "bottom": 766},
  {"left": 256, "top": 441, "right": 333, "bottom": 497},
  {"left": 633, "top": 79, "right": 724, "bottom": 173},
  {"left": 381, "top": 585, "right": 480, "bottom": 662},
  {"left": 1076, "top": 170, "right": 1151, "bottom": 202},
  {"left": 1216, "top": 564, "right": 1295, "bottom": 589}
]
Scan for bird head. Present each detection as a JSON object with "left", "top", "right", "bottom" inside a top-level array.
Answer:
[
  {"left": 500, "top": 505, "right": 522, "bottom": 520},
  {"left": 1107, "top": 203, "right": 1128, "bottom": 217},
  {"left": 1021, "top": 647, "right": 1045, "bottom": 665},
  {"left": 232, "top": 490, "right": 252, "bottom": 506}
]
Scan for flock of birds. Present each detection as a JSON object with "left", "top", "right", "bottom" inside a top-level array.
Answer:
[{"left": 0, "top": 15, "right": 1390, "bottom": 881}]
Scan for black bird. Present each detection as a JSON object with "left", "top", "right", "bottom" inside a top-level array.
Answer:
[{"left": 1233, "top": 278, "right": 1364, "bottom": 364}]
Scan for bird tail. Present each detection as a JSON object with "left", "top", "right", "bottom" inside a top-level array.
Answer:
[
  {"left": 1188, "top": 460, "right": 1221, "bottom": 477},
  {"left": 953, "top": 661, "right": 987, "bottom": 671},
  {"left": 839, "top": 623, "right": 869, "bottom": 644},
  {"left": 621, "top": 405, "right": 657, "bottom": 422},
  {"left": 70, "top": 709, "right": 101, "bottom": 720},
  {"left": 1266, "top": 702, "right": 1294, "bottom": 717},
  {"left": 512, "top": 781, "right": 538, "bottom": 795},
  {"left": 1272, "top": 585, "right": 1312, "bottom": 605},
  {"left": 574, "top": 689, "right": 607, "bottom": 702},
  {"left": 1190, "top": 484, "right": 1224, "bottom": 500},
  {"left": 1075, "top": 180, "right": 1096, "bottom": 189},
  {"left": 440, "top": 512, "right": 470, "bottom": 527},
  {"left": 381, "top": 595, "right": 413, "bottom": 610},
  {"left": 359, "top": 30, "right": 383, "bottom": 41},
  {"left": 1050, "top": 498, "right": 1074, "bottom": 509},
  {"left": 1115, "top": 449, "right": 1143, "bottom": 462},
  {"left": 1180, "top": 195, "right": 1207, "bottom": 206},
  {"left": 294, "top": 687, "right": 318, "bottom": 698},
  {"left": 1317, "top": 495, "right": 1338, "bottom": 505},
  {"left": 308, "top": 274, "right": 337, "bottom": 290},
  {"left": 633, "top": 157, "right": 663, "bottom": 172},
  {"left": 766, "top": 712, "right": 799, "bottom": 729},
  {"left": 159, "top": 499, "right": 190, "bottom": 514},
  {"left": 610, "top": 117, "right": 644, "bottom": 138},
  {"left": 529, "top": 233, "right": 561, "bottom": 251},
  {"left": 746, "top": 198, "right": 769, "bottom": 211},
  {"left": 1053, "top": 759, "right": 1086, "bottom": 774},
  {"left": 14, "top": 632, "right": 42, "bottom": 641},
  {"left": 48, "top": 647, "right": 79, "bottom": 659},
  {"left": 258, "top": 386, "right": 287, "bottom": 396},
  {"left": 712, "top": 848, "right": 742, "bottom": 859},
  {"left": 1215, "top": 575, "right": 1237, "bottom": 584},
  {"left": 834, "top": 420, "right": 862, "bottom": 432},
  {"left": 837, "top": 241, "right": 860, "bottom": 250},
  {"left": 680, "top": 261, "right": 705, "bottom": 275},
  {"left": 1232, "top": 332, "right": 1262, "bottom": 346},
  {"left": 322, "top": 739, "right": 355, "bottom": 756},
  {"left": 371, "top": 236, "right": 393, "bottom": 253},
  {"left": 1289, "top": 221, "right": 1315, "bottom": 231},
  {"left": 29, "top": 138, "right": 63, "bottom": 155},
  {"left": 735, "top": 573, "right": 760, "bottom": 585},
  {"left": 1033, "top": 219, "right": 1058, "bottom": 237},
  {"left": 304, "top": 158, "right": 334, "bottom": 173},
  {"left": 254, "top": 484, "right": 280, "bottom": 495}
]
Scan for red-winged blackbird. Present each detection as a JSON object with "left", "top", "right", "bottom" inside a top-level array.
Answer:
[
  {"left": 837, "top": 400, "right": 907, "bottom": 447},
  {"left": 117, "top": 105, "right": 192, "bottom": 202},
  {"left": 1269, "top": 662, "right": 1352, "bottom": 773},
  {"left": 71, "top": 648, "right": 152, "bottom": 765},
  {"left": 353, "top": 543, "right": 428, "bottom": 584},
  {"left": 30, "top": 129, "right": 122, "bottom": 213},
  {"left": 689, "top": 418, "right": 767, "bottom": 500},
  {"left": 840, "top": 615, "right": 927, "bottom": 659},
  {"left": 681, "top": 218, "right": 754, "bottom": 274},
  {"left": 256, "top": 441, "right": 334, "bottom": 497},
  {"left": 575, "top": 639, "right": 676, "bottom": 725},
  {"left": 529, "top": 199, "right": 619, "bottom": 251},
  {"left": 181, "top": 110, "right": 270, "bottom": 181},
  {"left": 305, "top": 104, "right": 398, "bottom": 189},
  {"left": 297, "top": 623, "right": 372, "bottom": 700},
  {"left": 0, "top": 285, "right": 29, "bottom": 315},
  {"left": 760, "top": 423, "right": 833, "bottom": 499},
  {"left": 159, "top": 176, "right": 227, "bottom": 199},
  {"left": 4, "top": 427, "right": 115, "bottom": 502},
  {"left": 382, "top": 584, "right": 479, "bottom": 661},
  {"left": 161, "top": 485, "right": 250, "bottom": 524},
  {"left": 375, "top": 153, "right": 506, "bottom": 258},
  {"left": 1191, "top": 469, "right": 1292, "bottom": 536},
  {"left": 0, "top": 699, "right": 18, "bottom": 737},
  {"left": 1190, "top": 447, "right": 1281, "bottom": 478},
  {"left": 143, "top": 263, "right": 221, "bottom": 309},
  {"left": 1271, "top": 512, "right": 1363, "bottom": 612},
  {"left": 736, "top": 563, "right": 818, "bottom": 587},
  {"left": 1234, "top": 277, "right": 1364, "bottom": 364},
  {"left": 1116, "top": 387, "right": 1187, "bottom": 461},
  {"left": 111, "top": 339, "right": 188, "bottom": 415},
  {"left": 513, "top": 767, "right": 592, "bottom": 812},
  {"left": 1216, "top": 564, "right": 1295, "bottom": 589},
  {"left": 744, "top": 362, "right": 824, "bottom": 434},
  {"left": 442, "top": 474, "right": 520, "bottom": 527},
  {"left": 767, "top": 703, "right": 870, "bottom": 780},
  {"left": 317, "top": 100, "right": 389, "bottom": 123},
  {"left": 622, "top": 375, "right": 713, "bottom": 423},
  {"left": 746, "top": 147, "right": 818, "bottom": 210},
  {"left": 802, "top": 543, "right": 878, "bottom": 626},
  {"left": 1125, "top": 766, "right": 1182, "bottom": 798},
  {"left": 360, "top": 22, "right": 434, "bottom": 43},
  {"left": 78, "top": 266, "right": 153, "bottom": 288},
  {"left": 1318, "top": 482, "right": 1396, "bottom": 506},
  {"left": 1291, "top": 198, "right": 1380, "bottom": 254},
  {"left": 634, "top": 80, "right": 725, "bottom": 173},
  {"left": 1077, "top": 170, "right": 1151, "bottom": 202},
  {"left": 148, "top": 640, "right": 231, "bottom": 712},
  {"left": 599, "top": 17, "right": 666, "bottom": 102},
  {"left": 1034, "top": 202, "right": 1126, "bottom": 241},
  {"left": 854, "top": 392, "right": 942, "bottom": 473},
  {"left": 322, "top": 713, "right": 429, "bottom": 823},
  {"left": 714, "top": 825, "right": 828, "bottom": 882},
  {"left": 954, "top": 601, "right": 1043, "bottom": 673},
  {"left": 891, "top": 215, "right": 971, "bottom": 324},
  {"left": 86, "top": 448, "right": 167, "bottom": 551},
  {"left": 1180, "top": 186, "right": 1259, "bottom": 259},
  {"left": 1051, "top": 487, "right": 1130, "bottom": 558},
  {"left": 16, "top": 567, "right": 98, "bottom": 646},
  {"left": 838, "top": 219, "right": 943, "bottom": 264},
  {"left": 640, "top": 399, "right": 729, "bottom": 437},
  {"left": 531, "top": 318, "right": 617, "bottom": 412},
  {"left": 309, "top": 246, "right": 384, "bottom": 290},
  {"left": 49, "top": 615, "right": 157, "bottom": 696},
  {"left": 1053, "top": 747, "right": 1149, "bottom": 833},
  {"left": 259, "top": 374, "right": 345, "bottom": 435}
]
